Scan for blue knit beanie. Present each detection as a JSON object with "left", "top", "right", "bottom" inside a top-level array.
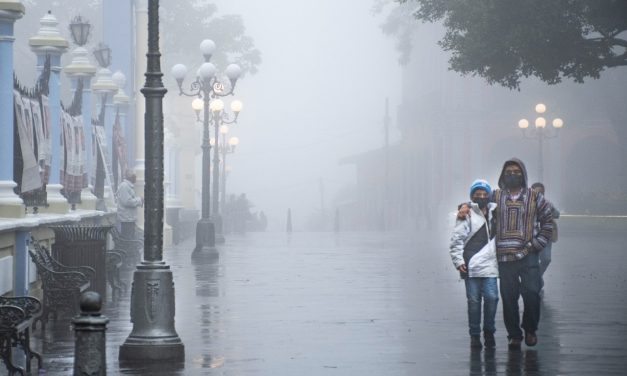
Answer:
[{"left": 469, "top": 179, "right": 492, "bottom": 198}]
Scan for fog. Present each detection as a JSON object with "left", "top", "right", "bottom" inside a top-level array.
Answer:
[
  {"left": 11, "top": 0, "right": 627, "bottom": 234},
  {"left": 205, "top": 0, "right": 402, "bottom": 231}
]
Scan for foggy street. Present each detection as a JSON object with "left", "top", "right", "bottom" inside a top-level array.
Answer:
[{"left": 32, "top": 222, "right": 627, "bottom": 375}]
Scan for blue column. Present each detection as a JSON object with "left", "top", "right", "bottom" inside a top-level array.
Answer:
[
  {"left": 0, "top": 10, "right": 22, "bottom": 182},
  {"left": 13, "top": 230, "right": 29, "bottom": 296}
]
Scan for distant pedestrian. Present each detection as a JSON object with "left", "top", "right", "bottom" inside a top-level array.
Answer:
[
  {"left": 531, "top": 182, "right": 560, "bottom": 296},
  {"left": 116, "top": 170, "right": 143, "bottom": 239},
  {"left": 450, "top": 179, "right": 499, "bottom": 349}
]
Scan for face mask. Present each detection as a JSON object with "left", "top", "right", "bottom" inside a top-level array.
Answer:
[
  {"left": 504, "top": 174, "right": 523, "bottom": 189},
  {"left": 473, "top": 198, "right": 489, "bottom": 210}
]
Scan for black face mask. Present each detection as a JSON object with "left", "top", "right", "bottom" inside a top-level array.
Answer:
[
  {"left": 503, "top": 174, "right": 523, "bottom": 189},
  {"left": 473, "top": 198, "right": 489, "bottom": 210}
]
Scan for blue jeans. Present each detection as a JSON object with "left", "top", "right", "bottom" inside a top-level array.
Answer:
[{"left": 465, "top": 277, "right": 499, "bottom": 336}]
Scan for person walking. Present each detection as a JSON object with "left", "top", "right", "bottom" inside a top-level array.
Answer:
[
  {"left": 450, "top": 179, "right": 499, "bottom": 349},
  {"left": 531, "top": 182, "right": 560, "bottom": 296},
  {"left": 116, "top": 170, "right": 143, "bottom": 239},
  {"left": 493, "top": 159, "right": 553, "bottom": 349}
]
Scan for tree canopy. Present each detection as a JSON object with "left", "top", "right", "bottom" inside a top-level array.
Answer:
[{"left": 395, "top": 0, "right": 627, "bottom": 89}]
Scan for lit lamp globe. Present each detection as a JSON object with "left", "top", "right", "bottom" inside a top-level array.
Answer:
[
  {"left": 535, "top": 103, "right": 546, "bottom": 114},
  {"left": 209, "top": 99, "right": 224, "bottom": 113},
  {"left": 209, "top": 138, "right": 216, "bottom": 146},
  {"left": 219, "top": 125, "right": 229, "bottom": 134},
  {"left": 230, "top": 99, "right": 243, "bottom": 113},
  {"left": 552, "top": 118, "right": 564, "bottom": 129},
  {"left": 192, "top": 98, "right": 204, "bottom": 112},
  {"left": 518, "top": 119, "right": 529, "bottom": 129},
  {"left": 535, "top": 117, "right": 546, "bottom": 128},
  {"left": 228, "top": 136, "right": 239, "bottom": 147}
]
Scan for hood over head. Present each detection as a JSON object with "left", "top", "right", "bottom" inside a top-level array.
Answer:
[{"left": 498, "top": 157, "right": 528, "bottom": 189}]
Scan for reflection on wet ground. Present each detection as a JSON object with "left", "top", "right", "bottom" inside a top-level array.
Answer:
[{"left": 25, "top": 229, "right": 627, "bottom": 375}]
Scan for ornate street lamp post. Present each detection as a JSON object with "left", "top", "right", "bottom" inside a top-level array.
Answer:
[
  {"left": 215, "top": 123, "right": 239, "bottom": 214},
  {"left": 518, "top": 103, "right": 564, "bottom": 182},
  {"left": 171, "top": 40, "right": 241, "bottom": 253},
  {"left": 119, "top": 0, "right": 184, "bottom": 362}
]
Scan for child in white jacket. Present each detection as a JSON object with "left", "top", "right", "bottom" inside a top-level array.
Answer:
[{"left": 450, "top": 179, "right": 499, "bottom": 349}]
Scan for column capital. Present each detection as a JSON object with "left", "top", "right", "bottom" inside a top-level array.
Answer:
[{"left": 28, "top": 11, "right": 68, "bottom": 54}]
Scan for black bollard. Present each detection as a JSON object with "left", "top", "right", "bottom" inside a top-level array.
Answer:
[{"left": 73, "top": 292, "right": 109, "bottom": 376}]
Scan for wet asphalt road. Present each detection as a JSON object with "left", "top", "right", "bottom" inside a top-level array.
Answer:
[{"left": 26, "top": 226, "right": 627, "bottom": 375}]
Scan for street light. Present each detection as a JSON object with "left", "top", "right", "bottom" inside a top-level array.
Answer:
[
  {"left": 69, "top": 15, "right": 91, "bottom": 47},
  {"left": 171, "top": 40, "right": 242, "bottom": 253},
  {"left": 517, "top": 103, "right": 565, "bottom": 182},
  {"left": 216, "top": 125, "right": 239, "bottom": 216},
  {"left": 119, "top": 0, "right": 184, "bottom": 362}
]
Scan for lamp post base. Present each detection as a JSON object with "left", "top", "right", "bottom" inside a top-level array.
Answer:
[
  {"left": 119, "top": 263, "right": 184, "bottom": 362},
  {"left": 193, "top": 218, "right": 217, "bottom": 255}
]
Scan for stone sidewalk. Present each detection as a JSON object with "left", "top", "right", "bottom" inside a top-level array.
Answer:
[{"left": 25, "top": 228, "right": 627, "bottom": 375}]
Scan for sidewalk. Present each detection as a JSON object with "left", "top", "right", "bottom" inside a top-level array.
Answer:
[{"left": 28, "top": 229, "right": 627, "bottom": 375}]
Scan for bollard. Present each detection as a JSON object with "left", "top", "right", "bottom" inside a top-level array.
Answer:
[
  {"left": 286, "top": 208, "right": 293, "bottom": 234},
  {"left": 73, "top": 292, "right": 109, "bottom": 376}
]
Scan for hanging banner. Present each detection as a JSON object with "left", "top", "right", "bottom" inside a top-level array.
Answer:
[
  {"left": 14, "top": 90, "right": 42, "bottom": 192},
  {"left": 60, "top": 111, "right": 86, "bottom": 193},
  {"left": 94, "top": 125, "right": 117, "bottom": 203}
]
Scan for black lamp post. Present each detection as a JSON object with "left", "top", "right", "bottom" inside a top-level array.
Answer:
[
  {"left": 171, "top": 41, "right": 241, "bottom": 253},
  {"left": 119, "top": 0, "right": 184, "bottom": 362},
  {"left": 217, "top": 125, "right": 239, "bottom": 215}
]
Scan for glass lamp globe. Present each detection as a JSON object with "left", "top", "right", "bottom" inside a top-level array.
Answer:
[
  {"left": 198, "top": 62, "right": 217, "bottom": 80},
  {"left": 518, "top": 119, "right": 529, "bottom": 129},
  {"left": 192, "top": 98, "right": 204, "bottom": 111},
  {"left": 535, "top": 117, "right": 546, "bottom": 128},
  {"left": 552, "top": 118, "right": 564, "bottom": 128},
  {"left": 228, "top": 136, "right": 239, "bottom": 146},
  {"left": 200, "top": 39, "right": 216, "bottom": 59},
  {"left": 230, "top": 99, "right": 243, "bottom": 113},
  {"left": 219, "top": 125, "right": 229, "bottom": 134},
  {"left": 171, "top": 64, "right": 187, "bottom": 81},
  {"left": 535, "top": 103, "right": 546, "bottom": 114},
  {"left": 209, "top": 99, "right": 225, "bottom": 113}
]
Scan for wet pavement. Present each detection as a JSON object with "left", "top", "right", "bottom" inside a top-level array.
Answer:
[{"left": 24, "top": 227, "right": 627, "bottom": 375}]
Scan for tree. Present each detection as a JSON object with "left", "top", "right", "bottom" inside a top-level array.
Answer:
[{"left": 394, "top": 0, "right": 627, "bottom": 89}]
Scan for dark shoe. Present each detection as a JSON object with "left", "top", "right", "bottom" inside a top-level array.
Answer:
[
  {"left": 471, "top": 335, "right": 482, "bottom": 349},
  {"left": 484, "top": 332, "right": 496, "bottom": 348},
  {"left": 508, "top": 338, "right": 522, "bottom": 350},
  {"left": 525, "top": 331, "right": 538, "bottom": 346}
]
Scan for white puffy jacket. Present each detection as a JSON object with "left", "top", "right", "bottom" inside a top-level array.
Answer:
[{"left": 449, "top": 202, "right": 498, "bottom": 278}]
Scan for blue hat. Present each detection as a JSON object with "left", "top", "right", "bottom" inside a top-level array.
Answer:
[{"left": 469, "top": 179, "right": 492, "bottom": 198}]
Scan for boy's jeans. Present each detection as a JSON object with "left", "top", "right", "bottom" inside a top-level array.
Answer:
[{"left": 465, "top": 277, "right": 499, "bottom": 336}]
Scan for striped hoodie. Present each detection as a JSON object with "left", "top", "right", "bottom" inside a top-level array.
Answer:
[{"left": 493, "top": 158, "right": 553, "bottom": 262}]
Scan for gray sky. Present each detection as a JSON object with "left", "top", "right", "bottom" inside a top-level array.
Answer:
[{"left": 208, "top": 0, "right": 401, "bottom": 229}]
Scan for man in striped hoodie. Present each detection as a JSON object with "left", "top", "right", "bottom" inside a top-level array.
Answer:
[{"left": 493, "top": 158, "right": 553, "bottom": 349}]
